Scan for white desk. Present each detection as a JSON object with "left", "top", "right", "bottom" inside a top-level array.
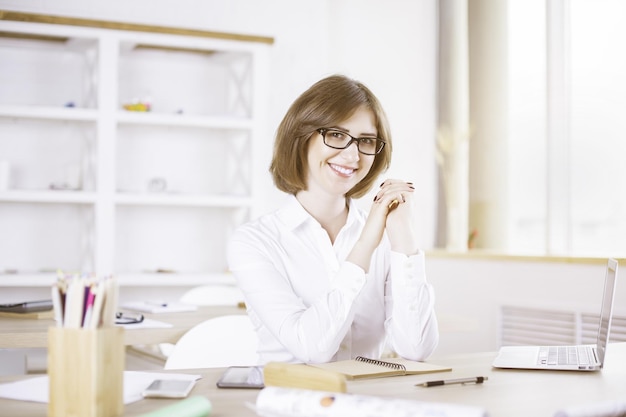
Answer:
[
  {"left": 0, "top": 305, "right": 246, "bottom": 348},
  {"left": 1, "top": 342, "right": 625, "bottom": 417}
]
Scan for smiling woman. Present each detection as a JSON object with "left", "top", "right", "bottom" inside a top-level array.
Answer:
[
  {"left": 268, "top": 75, "right": 393, "bottom": 200},
  {"left": 227, "top": 74, "right": 440, "bottom": 365}
]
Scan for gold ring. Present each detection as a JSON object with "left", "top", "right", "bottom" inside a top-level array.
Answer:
[{"left": 388, "top": 199, "right": 399, "bottom": 210}]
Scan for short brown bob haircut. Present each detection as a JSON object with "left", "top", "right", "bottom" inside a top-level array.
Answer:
[{"left": 269, "top": 74, "right": 393, "bottom": 199}]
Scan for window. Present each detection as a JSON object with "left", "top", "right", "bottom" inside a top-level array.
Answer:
[{"left": 508, "top": 0, "right": 626, "bottom": 257}]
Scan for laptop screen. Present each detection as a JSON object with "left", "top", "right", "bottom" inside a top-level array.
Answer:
[{"left": 596, "top": 258, "right": 618, "bottom": 368}]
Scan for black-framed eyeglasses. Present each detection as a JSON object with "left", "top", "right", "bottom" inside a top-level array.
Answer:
[
  {"left": 317, "top": 128, "right": 386, "bottom": 155},
  {"left": 115, "top": 311, "right": 144, "bottom": 325}
]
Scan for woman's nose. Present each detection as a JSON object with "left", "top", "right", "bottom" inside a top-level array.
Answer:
[{"left": 339, "top": 141, "right": 360, "bottom": 161}]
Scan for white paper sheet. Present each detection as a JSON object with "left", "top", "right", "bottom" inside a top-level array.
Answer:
[
  {"left": 116, "top": 318, "right": 173, "bottom": 329},
  {"left": 122, "top": 301, "right": 198, "bottom": 314},
  {"left": 0, "top": 371, "right": 201, "bottom": 404}
]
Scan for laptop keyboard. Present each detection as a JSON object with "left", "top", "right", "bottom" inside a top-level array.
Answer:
[{"left": 537, "top": 345, "right": 595, "bottom": 366}]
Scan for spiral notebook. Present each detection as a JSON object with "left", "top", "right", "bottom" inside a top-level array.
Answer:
[{"left": 308, "top": 356, "right": 452, "bottom": 380}]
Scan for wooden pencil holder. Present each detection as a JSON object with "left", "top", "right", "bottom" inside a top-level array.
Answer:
[{"left": 48, "top": 327, "right": 125, "bottom": 417}]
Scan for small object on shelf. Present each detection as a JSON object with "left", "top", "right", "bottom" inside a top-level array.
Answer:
[
  {"left": 48, "top": 164, "right": 82, "bottom": 191},
  {"left": 64, "top": 101, "right": 76, "bottom": 108},
  {"left": 49, "top": 182, "right": 77, "bottom": 191},
  {"left": 123, "top": 99, "right": 151, "bottom": 112},
  {"left": 148, "top": 177, "right": 167, "bottom": 193}
]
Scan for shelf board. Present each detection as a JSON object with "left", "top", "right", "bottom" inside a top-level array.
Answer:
[
  {"left": 0, "top": 11, "right": 274, "bottom": 45},
  {"left": 0, "top": 30, "right": 69, "bottom": 43},
  {"left": 0, "top": 272, "right": 236, "bottom": 287},
  {"left": 0, "top": 104, "right": 97, "bottom": 121},
  {"left": 114, "top": 193, "right": 252, "bottom": 207},
  {"left": 116, "top": 111, "right": 253, "bottom": 129},
  {"left": 0, "top": 190, "right": 97, "bottom": 204}
]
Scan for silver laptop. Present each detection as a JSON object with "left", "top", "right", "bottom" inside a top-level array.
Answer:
[{"left": 492, "top": 258, "right": 618, "bottom": 371}]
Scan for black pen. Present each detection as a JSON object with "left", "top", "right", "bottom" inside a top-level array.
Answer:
[{"left": 418, "top": 376, "right": 488, "bottom": 387}]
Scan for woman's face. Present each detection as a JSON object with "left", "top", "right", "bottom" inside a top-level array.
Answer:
[{"left": 305, "top": 106, "right": 377, "bottom": 198}]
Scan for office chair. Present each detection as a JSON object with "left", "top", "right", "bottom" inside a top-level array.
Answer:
[
  {"left": 157, "top": 284, "right": 247, "bottom": 359},
  {"left": 164, "top": 314, "right": 260, "bottom": 370}
]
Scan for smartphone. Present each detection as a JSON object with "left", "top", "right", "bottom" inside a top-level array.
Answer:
[
  {"left": 142, "top": 379, "right": 196, "bottom": 398},
  {"left": 216, "top": 366, "right": 265, "bottom": 389}
]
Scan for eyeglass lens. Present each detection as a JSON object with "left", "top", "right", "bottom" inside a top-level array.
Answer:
[{"left": 321, "top": 129, "right": 384, "bottom": 155}]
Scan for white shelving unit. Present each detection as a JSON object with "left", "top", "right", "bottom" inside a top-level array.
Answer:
[{"left": 0, "top": 13, "right": 272, "bottom": 289}]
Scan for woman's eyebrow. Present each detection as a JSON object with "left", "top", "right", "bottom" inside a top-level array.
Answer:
[{"left": 331, "top": 126, "right": 378, "bottom": 137}]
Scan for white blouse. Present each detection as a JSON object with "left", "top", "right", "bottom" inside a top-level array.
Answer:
[{"left": 226, "top": 195, "right": 439, "bottom": 364}]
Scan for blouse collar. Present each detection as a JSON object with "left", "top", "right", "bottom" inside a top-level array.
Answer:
[{"left": 278, "top": 194, "right": 359, "bottom": 232}]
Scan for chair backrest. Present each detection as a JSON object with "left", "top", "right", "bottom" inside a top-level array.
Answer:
[
  {"left": 164, "top": 314, "right": 260, "bottom": 370},
  {"left": 179, "top": 284, "right": 245, "bottom": 306}
]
